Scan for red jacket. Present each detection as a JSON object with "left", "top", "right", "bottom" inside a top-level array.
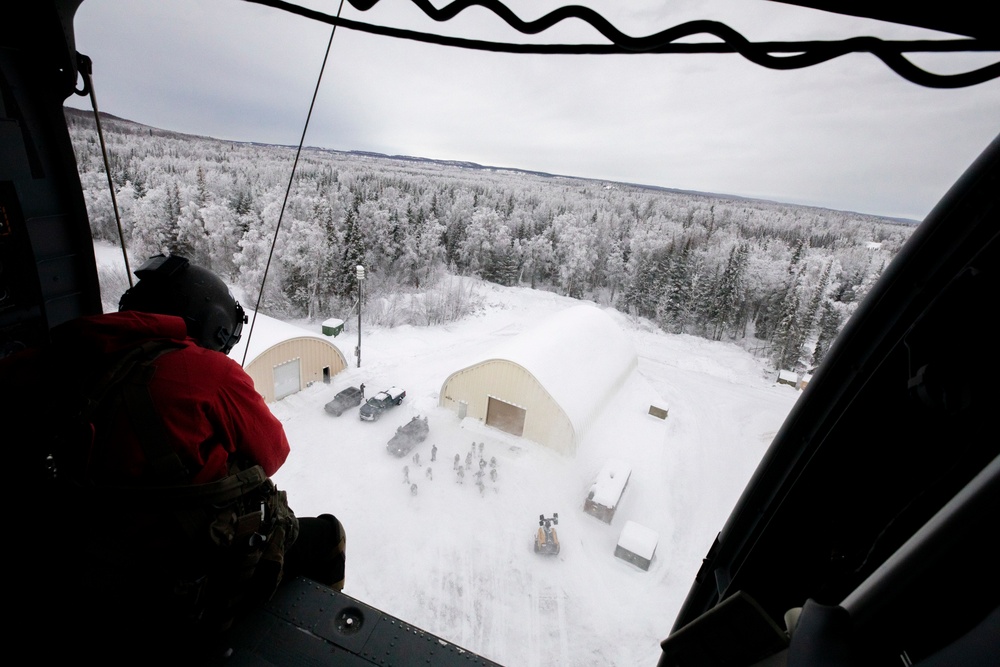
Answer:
[{"left": 2, "top": 311, "right": 289, "bottom": 485}]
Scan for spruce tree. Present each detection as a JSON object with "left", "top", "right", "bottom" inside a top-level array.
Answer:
[
  {"left": 812, "top": 301, "right": 841, "bottom": 366},
  {"left": 340, "top": 195, "right": 365, "bottom": 297},
  {"left": 773, "top": 268, "right": 805, "bottom": 370}
]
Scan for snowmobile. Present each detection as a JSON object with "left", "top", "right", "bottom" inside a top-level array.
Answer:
[{"left": 534, "top": 514, "right": 560, "bottom": 555}]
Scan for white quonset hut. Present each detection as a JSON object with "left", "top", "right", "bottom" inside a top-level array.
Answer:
[
  {"left": 228, "top": 310, "right": 348, "bottom": 402},
  {"left": 438, "top": 304, "right": 637, "bottom": 455}
]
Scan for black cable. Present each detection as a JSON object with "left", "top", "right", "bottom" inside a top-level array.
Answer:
[
  {"left": 243, "top": 0, "right": 1000, "bottom": 89},
  {"left": 242, "top": 0, "right": 346, "bottom": 368},
  {"left": 76, "top": 53, "right": 134, "bottom": 289}
]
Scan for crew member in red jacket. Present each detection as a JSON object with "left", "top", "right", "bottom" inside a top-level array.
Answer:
[
  {"left": 3, "top": 254, "right": 344, "bottom": 660},
  {"left": 38, "top": 307, "right": 291, "bottom": 485}
]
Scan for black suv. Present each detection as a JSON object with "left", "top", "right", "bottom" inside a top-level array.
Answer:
[
  {"left": 386, "top": 416, "right": 429, "bottom": 457},
  {"left": 323, "top": 386, "right": 363, "bottom": 417}
]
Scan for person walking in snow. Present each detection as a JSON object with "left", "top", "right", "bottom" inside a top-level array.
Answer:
[
  {"left": 403, "top": 465, "right": 410, "bottom": 484},
  {"left": 431, "top": 444, "right": 437, "bottom": 462}
]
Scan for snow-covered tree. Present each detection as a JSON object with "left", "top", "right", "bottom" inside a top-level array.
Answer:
[{"left": 67, "top": 109, "right": 910, "bottom": 342}]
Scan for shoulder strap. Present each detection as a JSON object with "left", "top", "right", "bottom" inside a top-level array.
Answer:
[
  {"left": 83, "top": 339, "right": 190, "bottom": 484},
  {"left": 79, "top": 339, "right": 183, "bottom": 420},
  {"left": 91, "top": 464, "right": 268, "bottom": 508}
]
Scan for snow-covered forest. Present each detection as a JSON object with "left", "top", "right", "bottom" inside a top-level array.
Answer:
[{"left": 67, "top": 108, "right": 913, "bottom": 372}]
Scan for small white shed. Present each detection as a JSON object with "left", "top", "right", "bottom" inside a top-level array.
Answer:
[
  {"left": 615, "top": 521, "right": 659, "bottom": 571},
  {"left": 798, "top": 373, "right": 813, "bottom": 390},
  {"left": 777, "top": 369, "right": 798, "bottom": 387},
  {"left": 584, "top": 459, "right": 632, "bottom": 524}
]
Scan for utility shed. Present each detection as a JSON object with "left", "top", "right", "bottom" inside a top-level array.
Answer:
[
  {"left": 321, "top": 318, "right": 345, "bottom": 337},
  {"left": 615, "top": 521, "right": 658, "bottom": 571},
  {"left": 584, "top": 459, "right": 632, "bottom": 523},
  {"left": 438, "top": 305, "right": 637, "bottom": 455},
  {"left": 228, "top": 310, "right": 348, "bottom": 402},
  {"left": 798, "top": 373, "right": 813, "bottom": 391},
  {"left": 777, "top": 369, "right": 798, "bottom": 387}
]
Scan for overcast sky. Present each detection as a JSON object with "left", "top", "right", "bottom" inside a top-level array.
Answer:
[{"left": 65, "top": 0, "right": 999, "bottom": 219}]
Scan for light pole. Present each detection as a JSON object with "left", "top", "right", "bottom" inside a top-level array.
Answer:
[{"left": 356, "top": 265, "right": 365, "bottom": 368}]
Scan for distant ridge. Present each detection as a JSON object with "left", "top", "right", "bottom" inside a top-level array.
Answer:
[
  {"left": 340, "top": 151, "right": 919, "bottom": 225},
  {"left": 62, "top": 107, "right": 917, "bottom": 225}
]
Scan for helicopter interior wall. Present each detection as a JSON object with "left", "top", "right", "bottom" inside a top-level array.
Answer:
[
  {"left": 1, "top": 0, "right": 101, "bottom": 354},
  {"left": 769, "top": 0, "right": 998, "bottom": 40},
  {"left": 665, "top": 132, "right": 1000, "bottom": 664}
]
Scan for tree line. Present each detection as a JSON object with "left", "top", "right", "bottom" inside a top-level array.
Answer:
[{"left": 67, "top": 109, "right": 912, "bottom": 371}]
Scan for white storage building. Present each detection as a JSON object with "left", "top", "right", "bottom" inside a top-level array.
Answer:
[
  {"left": 438, "top": 304, "right": 637, "bottom": 455},
  {"left": 614, "top": 520, "right": 659, "bottom": 571},
  {"left": 228, "top": 310, "right": 348, "bottom": 402},
  {"left": 584, "top": 458, "right": 632, "bottom": 523}
]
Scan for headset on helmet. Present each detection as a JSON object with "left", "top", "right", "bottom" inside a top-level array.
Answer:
[{"left": 119, "top": 255, "right": 247, "bottom": 354}]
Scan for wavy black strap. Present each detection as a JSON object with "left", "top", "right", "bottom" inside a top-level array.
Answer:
[{"left": 243, "top": 0, "right": 1000, "bottom": 88}]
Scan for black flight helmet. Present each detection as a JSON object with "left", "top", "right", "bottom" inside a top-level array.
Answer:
[{"left": 119, "top": 254, "right": 247, "bottom": 354}]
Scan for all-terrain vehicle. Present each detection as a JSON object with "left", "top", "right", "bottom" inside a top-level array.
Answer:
[
  {"left": 359, "top": 387, "right": 406, "bottom": 421},
  {"left": 534, "top": 514, "right": 560, "bottom": 555},
  {"left": 386, "top": 416, "right": 430, "bottom": 457},
  {"left": 323, "top": 386, "right": 363, "bottom": 417}
]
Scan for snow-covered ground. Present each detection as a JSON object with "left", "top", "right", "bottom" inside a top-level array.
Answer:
[
  {"left": 263, "top": 283, "right": 799, "bottom": 666},
  {"left": 93, "top": 241, "right": 800, "bottom": 665}
]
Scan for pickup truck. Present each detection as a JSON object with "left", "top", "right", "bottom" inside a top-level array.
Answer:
[{"left": 359, "top": 387, "right": 406, "bottom": 421}]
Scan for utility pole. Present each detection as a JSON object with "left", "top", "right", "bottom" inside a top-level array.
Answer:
[{"left": 356, "top": 265, "right": 364, "bottom": 367}]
